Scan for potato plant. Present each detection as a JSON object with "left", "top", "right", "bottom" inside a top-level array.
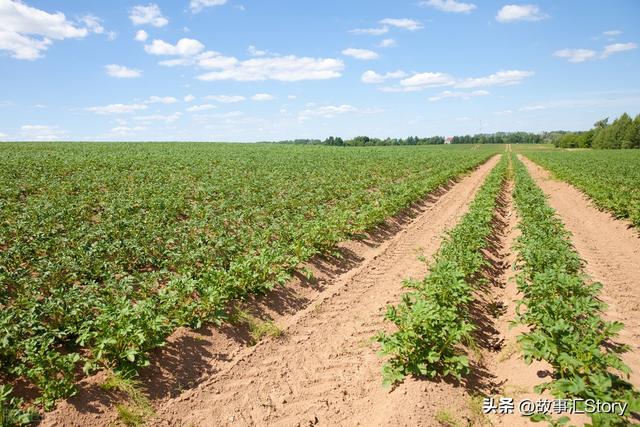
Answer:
[
  {"left": 376, "top": 155, "right": 507, "bottom": 386},
  {"left": 511, "top": 154, "right": 640, "bottom": 425},
  {"left": 0, "top": 142, "right": 498, "bottom": 419}
]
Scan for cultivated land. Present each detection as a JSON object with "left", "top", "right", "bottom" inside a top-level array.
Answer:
[{"left": 1, "top": 143, "right": 639, "bottom": 426}]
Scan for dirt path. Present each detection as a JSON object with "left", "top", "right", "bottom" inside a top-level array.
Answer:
[
  {"left": 142, "top": 155, "right": 501, "bottom": 426},
  {"left": 520, "top": 155, "right": 640, "bottom": 388}
]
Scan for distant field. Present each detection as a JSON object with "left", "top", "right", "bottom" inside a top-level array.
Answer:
[
  {"left": 0, "top": 142, "right": 499, "bottom": 414},
  {"left": 523, "top": 149, "right": 640, "bottom": 227}
]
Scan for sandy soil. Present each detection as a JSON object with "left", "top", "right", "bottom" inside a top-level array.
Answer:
[
  {"left": 520, "top": 155, "right": 640, "bottom": 388},
  {"left": 42, "top": 155, "right": 500, "bottom": 427}
]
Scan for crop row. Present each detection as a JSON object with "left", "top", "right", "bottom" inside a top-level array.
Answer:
[
  {"left": 376, "top": 154, "right": 507, "bottom": 386},
  {"left": 511, "top": 154, "right": 639, "bottom": 425},
  {"left": 0, "top": 143, "right": 498, "bottom": 422},
  {"left": 523, "top": 150, "right": 640, "bottom": 228}
]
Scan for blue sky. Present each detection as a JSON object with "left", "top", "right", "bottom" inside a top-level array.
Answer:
[{"left": 0, "top": 0, "right": 639, "bottom": 141}]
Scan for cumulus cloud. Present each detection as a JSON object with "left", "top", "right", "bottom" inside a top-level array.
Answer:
[
  {"left": 110, "top": 125, "right": 148, "bottom": 135},
  {"left": 553, "top": 43, "right": 637, "bottom": 62},
  {"left": 0, "top": 0, "right": 89, "bottom": 60},
  {"left": 454, "top": 70, "right": 534, "bottom": 88},
  {"left": 145, "top": 96, "right": 178, "bottom": 104},
  {"left": 553, "top": 48, "right": 597, "bottom": 63},
  {"left": 496, "top": 4, "right": 548, "bottom": 22},
  {"left": 129, "top": 4, "right": 168, "bottom": 27},
  {"left": 184, "top": 94, "right": 196, "bottom": 102},
  {"left": 86, "top": 103, "right": 148, "bottom": 114},
  {"left": 186, "top": 104, "right": 217, "bottom": 112},
  {"left": 205, "top": 95, "right": 246, "bottom": 103},
  {"left": 251, "top": 93, "right": 275, "bottom": 101},
  {"left": 134, "top": 29, "right": 148, "bottom": 42},
  {"left": 20, "top": 124, "right": 66, "bottom": 140},
  {"left": 370, "top": 69, "right": 533, "bottom": 92},
  {"left": 419, "top": 0, "right": 476, "bottom": 13},
  {"left": 379, "top": 18, "right": 423, "bottom": 31},
  {"left": 105, "top": 64, "right": 142, "bottom": 78},
  {"left": 349, "top": 27, "right": 389, "bottom": 36},
  {"left": 190, "top": 0, "right": 227, "bottom": 13},
  {"left": 133, "top": 112, "right": 182, "bottom": 123},
  {"left": 298, "top": 104, "right": 358, "bottom": 119},
  {"left": 602, "top": 30, "right": 622, "bottom": 37},
  {"left": 361, "top": 70, "right": 406, "bottom": 84},
  {"left": 247, "top": 45, "right": 268, "bottom": 56},
  {"left": 145, "top": 38, "right": 205, "bottom": 56},
  {"left": 428, "top": 90, "right": 489, "bottom": 101},
  {"left": 197, "top": 55, "right": 344, "bottom": 82},
  {"left": 342, "top": 48, "right": 379, "bottom": 60},
  {"left": 602, "top": 42, "right": 637, "bottom": 58},
  {"left": 79, "top": 15, "right": 104, "bottom": 34},
  {"left": 377, "top": 38, "right": 396, "bottom": 48},
  {"left": 400, "top": 72, "right": 456, "bottom": 89}
]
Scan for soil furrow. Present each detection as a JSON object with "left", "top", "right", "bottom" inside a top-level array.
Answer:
[{"left": 146, "top": 155, "right": 502, "bottom": 426}]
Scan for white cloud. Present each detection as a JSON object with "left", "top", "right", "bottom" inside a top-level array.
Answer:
[
  {"left": 400, "top": 72, "right": 456, "bottom": 89},
  {"left": 379, "top": 18, "right": 423, "bottom": 31},
  {"left": 496, "top": 4, "right": 548, "bottom": 22},
  {"left": 184, "top": 94, "right": 196, "bottom": 102},
  {"left": 251, "top": 93, "right": 275, "bottom": 101},
  {"left": 349, "top": 27, "right": 389, "bottom": 36},
  {"left": 553, "top": 48, "right": 597, "bottom": 63},
  {"left": 602, "top": 42, "right": 637, "bottom": 58},
  {"left": 198, "top": 54, "right": 238, "bottom": 68},
  {"left": 133, "top": 112, "right": 182, "bottom": 123},
  {"left": 248, "top": 45, "right": 268, "bottom": 56},
  {"left": 520, "top": 104, "right": 546, "bottom": 111},
  {"left": 553, "top": 43, "right": 637, "bottom": 62},
  {"left": 186, "top": 104, "right": 217, "bottom": 112},
  {"left": 86, "top": 103, "right": 148, "bottom": 114},
  {"left": 299, "top": 104, "right": 358, "bottom": 119},
  {"left": 428, "top": 90, "right": 489, "bottom": 101},
  {"left": 342, "top": 48, "right": 379, "bottom": 60},
  {"left": 361, "top": 70, "right": 406, "bottom": 84},
  {"left": 110, "top": 125, "right": 148, "bottom": 135},
  {"left": 288, "top": 95, "right": 297, "bottom": 100},
  {"left": 20, "top": 124, "right": 66, "bottom": 140},
  {"left": 454, "top": 70, "right": 534, "bottom": 88},
  {"left": 197, "top": 55, "right": 344, "bottom": 82},
  {"left": 146, "top": 96, "right": 178, "bottom": 104},
  {"left": 205, "top": 95, "right": 246, "bottom": 103},
  {"left": 420, "top": 0, "right": 476, "bottom": 13},
  {"left": 105, "top": 64, "right": 142, "bottom": 78},
  {"left": 80, "top": 15, "right": 104, "bottom": 34},
  {"left": 134, "top": 29, "right": 148, "bottom": 42},
  {"left": 145, "top": 38, "right": 205, "bottom": 56},
  {"left": 129, "top": 4, "right": 168, "bottom": 27},
  {"left": 190, "top": 0, "right": 227, "bottom": 13},
  {"left": 603, "top": 30, "right": 622, "bottom": 37},
  {"left": 377, "top": 38, "right": 396, "bottom": 48},
  {"left": 0, "top": 0, "right": 89, "bottom": 60}
]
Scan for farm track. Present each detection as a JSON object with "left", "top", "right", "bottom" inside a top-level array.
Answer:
[
  {"left": 142, "top": 154, "right": 502, "bottom": 426},
  {"left": 520, "top": 155, "right": 640, "bottom": 388},
  {"left": 41, "top": 155, "right": 500, "bottom": 427}
]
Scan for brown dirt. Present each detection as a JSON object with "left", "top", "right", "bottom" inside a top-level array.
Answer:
[
  {"left": 520, "top": 155, "right": 640, "bottom": 388},
  {"left": 41, "top": 155, "right": 500, "bottom": 427}
]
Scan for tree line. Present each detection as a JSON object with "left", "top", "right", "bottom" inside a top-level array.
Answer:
[
  {"left": 553, "top": 112, "right": 640, "bottom": 149},
  {"left": 266, "top": 132, "right": 543, "bottom": 146}
]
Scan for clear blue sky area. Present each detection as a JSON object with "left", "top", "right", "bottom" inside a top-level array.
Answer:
[{"left": 1, "top": 0, "right": 639, "bottom": 141}]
